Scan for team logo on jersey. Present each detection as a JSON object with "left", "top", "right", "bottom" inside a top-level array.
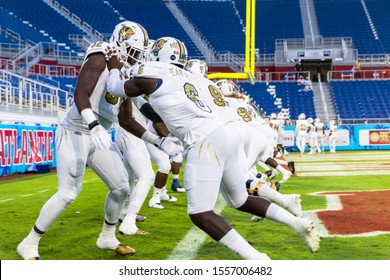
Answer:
[{"left": 118, "top": 26, "right": 135, "bottom": 43}]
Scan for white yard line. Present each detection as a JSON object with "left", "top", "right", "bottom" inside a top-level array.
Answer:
[{"left": 167, "top": 194, "right": 227, "bottom": 260}]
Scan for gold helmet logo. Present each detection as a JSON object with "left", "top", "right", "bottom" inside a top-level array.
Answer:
[
  {"left": 152, "top": 39, "right": 168, "bottom": 56},
  {"left": 118, "top": 26, "right": 135, "bottom": 43},
  {"left": 185, "top": 60, "right": 193, "bottom": 71}
]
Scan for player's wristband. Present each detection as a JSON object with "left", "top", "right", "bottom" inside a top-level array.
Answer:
[
  {"left": 81, "top": 108, "right": 98, "bottom": 129},
  {"left": 141, "top": 130, "right": 159, "bottom": 145},
  {"left": 88, "top": 120, "right": 99, "bottom": 130}
]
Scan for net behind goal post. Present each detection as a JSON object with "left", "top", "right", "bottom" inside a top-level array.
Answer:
[{"left": 207, "top": 0, "right": 256, "bottom": 84}]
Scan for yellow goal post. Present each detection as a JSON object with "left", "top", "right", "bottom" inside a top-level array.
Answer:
[{"left": 207, "top": 0, "right": 256, "bottom": 84}]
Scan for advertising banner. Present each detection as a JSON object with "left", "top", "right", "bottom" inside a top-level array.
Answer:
[{"left": 0, "top": 124, "right": 56, "bottom": 176}]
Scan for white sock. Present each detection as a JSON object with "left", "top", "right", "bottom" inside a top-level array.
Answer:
[
  {"left": 25, "top": 227, "right": 43, "bottom": 245},
  {"left": 257, "top": 161, "right": 271, "bottom": 172},
  {"left": 100, "top": 222, "right": 116, "bottom": 238},
  {"left": 172, "top": 174, "right": 179, "bottom": 180},
  {"left": 265, "top": 203, "right": 297, "bottom": 228},
  {"left": 219, "top": 229, "right": 266, "bottom": 260},
  {"left": 153, "top": 187, "right": 162, "bottom": 198},
  {"left": 257, "top": 184, "right": 284, "bottom": 205},
  {"left": 276, "top": 165, "right": 290, "bottom": 175},
  {"left": 274, "top": 158, "right": 288, "bottom": 165},
  {"left": 122, "top": 213, "right": 136, "bottom": 227}
]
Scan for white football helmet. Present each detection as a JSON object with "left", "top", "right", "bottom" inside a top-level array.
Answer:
[
  {"left": 298, "top": 113, "right": 306, "bottom": 120},
  {"left": 216, "top": 79, "right": 240, "bottom": 97},
  {"left": 184, "top": 59, "right": 208, "bottom": 78},
  {"left": 315, "top": 118, "right": 320, "bottom": 123},
  {"left": 149, "top": 36, "right": 188, "bottom": 68},
  {"left": 270, "top": 113, "right": 277, "bottom": 120},
  {"left": 307, "top": 117, "right": 313, "bottom": 124},
  {"left": 329, "top": 120, "right": 335, "bottom": 125},
  {"left": 110, "top": 21, "right": 149, "bottom": 67},
  {"left": 277, "top": 112, "right": 284, "bottom": 120}
]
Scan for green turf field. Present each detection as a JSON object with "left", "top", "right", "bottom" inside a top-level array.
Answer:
[{"left": 1, "top": 150, "right": 389, "bottom": 260}]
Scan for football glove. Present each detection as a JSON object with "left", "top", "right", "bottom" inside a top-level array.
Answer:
[
  {"left": 154, "top": 136, "right": 183, "bottom": 157},
  {"left": 90, "top": 123, "right": 112, "bottom": 150}
]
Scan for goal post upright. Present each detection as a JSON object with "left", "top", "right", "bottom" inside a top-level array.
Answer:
[{"left": 208, "top": 0, "right": 256, "bottom": 84}]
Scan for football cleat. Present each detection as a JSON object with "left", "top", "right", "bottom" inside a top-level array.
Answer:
[
  {"left": 284, "top": 194, "right": 302, "bottom": 217},
  {"left": 294, "top": 218, "right": 320, "bottom": 253},
  {"left": 149, "top": 197, "right": 164, "bottom": 208},
  {"left": 119, "top": 225, "right": 149, "bottom": 236},
  {"left": 115, "top": 244, "right": 136, "bottom": 255},
  {"left": 270, "top": 182, "right": 281, "bottom": 192},
  {"left": 96, "top": 235, "right": 136, "bottom": 254},
  {"left": 288, "top": 161, "right": 295, "bottom": 174},
  {"left": 251, "top": 215, "right": 265, "bottom": 222},
  {"left": 280, "top": 171, "right": 292, "bottom": 183},
  {"left": 136, "top": 215, "right": 147, "bottom": 222},
  {"left": 160, "top": 193, "right": 178, "bottom": 202},
  {"left": 17, "top": 239, "right": 40, "bottom": 260},
  {"left": 171, "top": 179, "right": 185, "bottom": 192},
  {"left": 265, "top": 170, "right": 273, "bottom": 178}
]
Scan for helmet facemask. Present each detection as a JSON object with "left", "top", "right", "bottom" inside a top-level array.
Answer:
[{"left": 110, "top": 21, "right": 149, "bottom": 68}]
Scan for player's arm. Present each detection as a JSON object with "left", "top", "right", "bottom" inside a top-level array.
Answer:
[
  {"left": 106, "top": 54, "right": 158, "bottom": 98},
  {"left": 132, "top": 96, "right": 169, "bottom": 137},
  {"left": 118, "top": 98, "right": 182, "bottom": 155},
  {"left": 74, "top": 53, "right": 106, "bottom": 122}
]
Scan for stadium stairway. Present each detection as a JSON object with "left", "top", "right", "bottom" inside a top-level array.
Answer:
[{"left": 311, "top": 82, "right": 337, "bottom": 123}]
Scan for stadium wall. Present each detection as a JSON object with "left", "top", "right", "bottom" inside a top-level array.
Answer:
[
  {"left": 284, "top": 124, "right": 390, "bottom": 152},
  {"left": 1, "top": 123, "right": 389, "bottom": 176}
]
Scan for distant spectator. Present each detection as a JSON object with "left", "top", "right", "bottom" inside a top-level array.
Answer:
[
  {"left": 297, "top": 75, "right": 305, "bottom": 91},
  {"left": 354, "top": 58, "right": 361, "bottom": 79},
  {"left": 295, "top": 59, "right": 303, "bottom": 78},
  {"left": 316, "top": 63, "right": 322, "bottom": 81},
  {"left": 45, "top": 46, "right": 54, "bottom": 55},
  {"left": 298, "top": 76, "right": 312, "bottom": 92}
]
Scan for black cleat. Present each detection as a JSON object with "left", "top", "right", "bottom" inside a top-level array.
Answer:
[{"left": 288, "top": 161, "right": 295, "bottom": 174}]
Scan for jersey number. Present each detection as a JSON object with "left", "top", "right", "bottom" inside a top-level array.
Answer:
[
  {"left": 105, "top": 92, "right": 119, "bottom": 105},
  {"left": 184, "top": 83, "right": 212, "bottom": 113}
]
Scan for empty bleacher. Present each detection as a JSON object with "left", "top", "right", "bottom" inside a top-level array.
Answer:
[
  {"left": 329, "top": 80, "right": 390, "bottom": 121},
  {"left": 314, "top": 0, "right": 383, "bottom": 54},
  {"left": 1, "top": 0, "right": 85, "bottom": 52}
]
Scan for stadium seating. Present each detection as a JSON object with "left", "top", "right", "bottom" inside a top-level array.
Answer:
[
  {"left": 329, "top": 80, "right": 390, "bottom": 120},
  {"left": 238, "top": 81, "right": 316, "bottom": 120},
  {"left": 109, "top": 0, "right": 202, "bottom": 57},
  {"left": 314, "top": 0, "right": 383, "bottom": 54},
  {"left": 176, "top": 0, "right": 303, "bottom": 55},
  {"left": 1, "top": 0, "right": 84, "bottom": 52}
]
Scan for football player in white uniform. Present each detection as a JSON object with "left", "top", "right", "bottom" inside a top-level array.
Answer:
[
  {"left": 104, "top": 37, "right": 320, "bottom": 259},
  {"left": 307, "top": 117, "right": 317, "bottom": 155},
  {"left": 110, "top": 30, "right": 182, "bottom": 235},
  {"left": 328, "top": 120, "right": 337, "bottom": 153},
  {"left": 16, "top": 21, "right": 183, "bottom": 259},
  {"left": 215, "top": 79, "right": 292, "bottom": 184},
  {"left": 315, "top": 118, "right": 325, "bottom": 153},
  {"left": 295, "top": 113, "right": 308, "bottom": 156}
]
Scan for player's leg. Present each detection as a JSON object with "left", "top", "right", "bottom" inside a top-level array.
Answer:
[
  {"left": 147, "top": 143, "right": 177, "bottom": 208},
  {"left": 117, "top": 129, "right": 154, "bottom": 235},
  {"left": 88, "top": 143, "right": 134, "bottom": 254},
  {"left": 170, "top": 153, "right": 185, "bottom": 192},
  {"left": 186, "top": 125, "right": 270, "bottom": 260},
  {"left": 17, "top": 126, "right": 89, "bottom": 260}
]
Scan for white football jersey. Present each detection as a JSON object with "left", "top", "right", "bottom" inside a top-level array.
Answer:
[
  {"left": 133, "top": 61, "right": 224, "bottom": 153},
  {"left": 61, "top": 41, "right": 121, "bottom": 133},
  {"left": 295, "top": 119, "right": 308, "bottom": 135}
]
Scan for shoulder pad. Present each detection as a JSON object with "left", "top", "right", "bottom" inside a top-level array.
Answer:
[{"left": 85, "top": 41, "right": 111, "bottom": 57}]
